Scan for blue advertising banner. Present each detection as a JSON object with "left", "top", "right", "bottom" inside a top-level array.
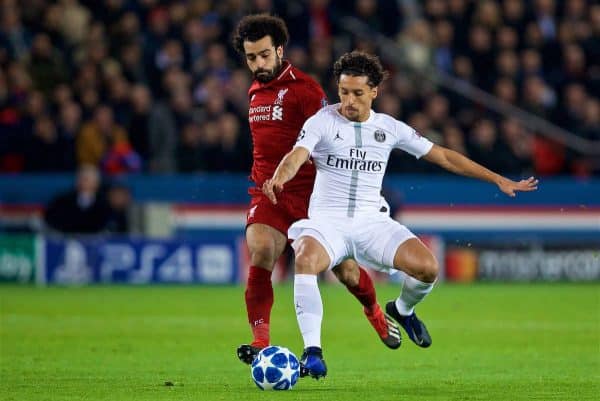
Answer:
[{"left": 43, "top": 233, "right": 243, "bottom": 285}]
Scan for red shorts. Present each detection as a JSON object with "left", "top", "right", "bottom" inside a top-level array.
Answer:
[{"left": 246, "top": 188, "right": 311, "bottom": 236}]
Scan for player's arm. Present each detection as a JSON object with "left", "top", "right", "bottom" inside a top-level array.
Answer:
[
  {"left": 262, "top": 146, "right": 310, "bottom": 204},
  {"left": 423, "top": 144, "right": 538, "bottom": 197}
]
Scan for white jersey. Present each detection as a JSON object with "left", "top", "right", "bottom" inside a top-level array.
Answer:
[{"left": 294, "top": 104, "right": 433, "bottom": 217}]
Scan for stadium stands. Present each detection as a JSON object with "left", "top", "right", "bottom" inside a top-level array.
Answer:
[{"left": 0, "top": 0, "right": 597, "bottom": 177}]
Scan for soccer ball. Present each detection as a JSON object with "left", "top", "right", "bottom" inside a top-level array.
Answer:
[{"left": 251, "top": 345, "right": 300, "bottom": 390}]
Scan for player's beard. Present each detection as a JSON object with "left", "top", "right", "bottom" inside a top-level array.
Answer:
[
  {"left": 343, "top": 106, "right": 360, "bottom": 122},
  {"left": 253, "top": 57, "right": 282, "bottom": 83}
]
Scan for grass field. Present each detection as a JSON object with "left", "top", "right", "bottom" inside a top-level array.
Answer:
[{"left": 1, "top": 283, "right": 598, "bottom": 400}]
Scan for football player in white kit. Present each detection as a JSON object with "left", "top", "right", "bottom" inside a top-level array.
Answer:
[{"left": 263, "top": 51, "right": 538, "bottom": 378}]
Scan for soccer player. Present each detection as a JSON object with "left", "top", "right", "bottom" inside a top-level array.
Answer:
[
  {"left": 263, "top": 51, "right": 539, "bottom": 378},
  {"left": 232, "top": 15, "right": 401, "bottom": 365}
]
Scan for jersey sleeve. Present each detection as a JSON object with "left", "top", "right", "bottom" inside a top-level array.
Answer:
[
  {"left": 299, "top": 80, "right": 328, "bottom": 120},
  {"left": 393, "top": 120, "right": 434, "bottom": 159},
  {"left": 293, "top": 113, "right": 323, "bottom": 154}
]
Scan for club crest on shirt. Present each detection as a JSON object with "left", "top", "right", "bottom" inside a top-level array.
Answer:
[
  {"left": 374, "top": 129, "right": 386, "bottom": 143},
  {"left": 274, "top": 88, "right": 288, "bottom": 105}
]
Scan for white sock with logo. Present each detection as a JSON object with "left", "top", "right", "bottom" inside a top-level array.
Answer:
[
  {"left": 395, "top": 275, "right": 435, "bottom": 316},
  {"left": 294, "top": 274, "right": 322, "bottom": 349}
]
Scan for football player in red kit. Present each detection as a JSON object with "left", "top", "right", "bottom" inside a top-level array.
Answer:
[{"left": 232, "top": 14, "right": 400, "bottom": 367}]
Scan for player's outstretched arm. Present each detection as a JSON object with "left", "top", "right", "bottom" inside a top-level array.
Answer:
[
  {"left": 423, "top": 144, "right": 538, "bottom": 197},
  {"left": 263, "top": 147, "right": 310, "bottom": 204}
]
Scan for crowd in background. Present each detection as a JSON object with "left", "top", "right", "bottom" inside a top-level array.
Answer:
[{"left": 0, "top": 0, "right": 598, "bottom": 178}]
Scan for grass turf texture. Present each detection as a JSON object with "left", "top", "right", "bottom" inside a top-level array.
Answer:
[{"left": 1, "top": 283, "right": 598, "bottom": 401}]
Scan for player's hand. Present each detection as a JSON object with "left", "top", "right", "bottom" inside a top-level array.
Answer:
[
  {"left": 497, "top": 176, "right": 538, "bottom": 197},
  {"left": 262, "top": 178, "right": 283, "bottom": 204}
]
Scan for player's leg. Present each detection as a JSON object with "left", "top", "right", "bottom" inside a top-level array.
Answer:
[
  {"left": 355, "top": 217, "right": 437, "bottom": 348},
  {"left": 385, "top": 237, "right": 438, "bottom": 348},
  {"left": 332, "top": 260, "right": 400, "bottom": 349},
  {"left": 238, "top": 223, "right": 287, "bottom": 363},
  {"left": 293, "top": 236, "right": 331, "bottom": 379}
]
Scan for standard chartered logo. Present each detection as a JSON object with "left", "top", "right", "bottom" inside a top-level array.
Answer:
[{"left": 272, "top": 105, "right": 283, "bottom": 120}]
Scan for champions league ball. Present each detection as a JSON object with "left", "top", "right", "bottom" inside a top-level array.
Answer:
[{"left": 251, "top": 346, "right": 300, "bottom": 390}]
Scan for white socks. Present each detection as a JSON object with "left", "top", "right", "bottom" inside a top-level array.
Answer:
[
  {"left": 294, "top": 274, "right": 322, "bottom": 348},
  {"left": 395, "top": 275, "right": 435, "bottom": 316}
]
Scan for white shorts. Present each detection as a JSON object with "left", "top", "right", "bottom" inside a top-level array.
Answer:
[{"left": 288, "top": 212, "right": 416, "bottom": 272}]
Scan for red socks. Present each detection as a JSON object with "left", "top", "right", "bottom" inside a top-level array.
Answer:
[
  {"left": 346, "top": 267, "right": 377, "bottom": 313},
  {"left": 245, "top": 265, "right": 375, "bottom": 347},
  {"left": 245, "top": 266, "right": 273, "bottom": 348}
]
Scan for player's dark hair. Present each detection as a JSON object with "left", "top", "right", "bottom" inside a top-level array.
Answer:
[
  {"left": 333, "top": 51, "right": 388, "bottom": 87},
  {"left": 232, "top": 14, "right": 289, "bottom": 55}
]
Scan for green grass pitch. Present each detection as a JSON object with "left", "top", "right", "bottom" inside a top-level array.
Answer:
[{"left": 1, "top": 283, "right": 598, "bottom": 400}]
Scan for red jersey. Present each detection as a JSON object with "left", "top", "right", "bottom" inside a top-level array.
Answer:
[{"left": 247, "top": 61, "right": 327, "bottom": 192}]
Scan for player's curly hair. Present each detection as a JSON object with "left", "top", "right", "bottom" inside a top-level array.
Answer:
[
  {"left": 333, "top": 51, "right": 388, "bottom": 87},
  {"left": 232, "top": 14, "right": 289, "bottom": 55}
]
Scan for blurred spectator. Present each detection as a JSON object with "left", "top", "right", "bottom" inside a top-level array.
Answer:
[
  {"left": 106, "top": 76, "right": 132, "bottom": 126},
  {"left": 200, "top": 42, "right": 233, "bottom": 84},
  {"left": 26, "top": 33, "right": 67, "bottom": 97},
  {"left": 52, "top": 84, "right": 74, "bottom": 110},
  {"left": 494, "top": 77, "right": 518, "bottom": 104},
  {"left": 196, "top": 119, "right": 222, "bottom": 171},
  {"left": 57, "top": 101, "right": 81, "bottom": 170},
  {"left": 24, "top": 115, "right": 65, "bottom": 171},
  {"left": 0, "top": 6, "right": 32, "bottom": 60},
  {"left": 176, "top": 121, "right": 204, "bottom": 172},
  {"left": 521, "top": 48, "right": 543, "bottom": 78},
  {"left": 225, "top": 68, "right": 251, "bottom": 117},
  {"left": 500, "top": 118, "right": 534, "bottom": 175},
  {"left": 579, "top": 100, "right": 600, "bottom": 142},
  {"left": 433, "top": 20, "right": 454, "bottom": 73},
  {"left": 496, "top": 50, "right": 520, "bottom": 81},
  {"left": 60, "top": 0, "right": 91, "bottom": 46},
  {"left": 473, "top": 1, "right": 502, "bottom": 31},
  {"left": 218, "top": 112, "right": 251, "bottom": 172},
  {"left": 443, "top": 123, "right": 468, "bottom": 155},
  {"left": 467, "top": 25, "right": 495, "bottom": 89},
  {"left": 353, "top": 0, "right": 402, "bottom": 37},
  {"left": 496, "top": 25, "right": 519, "bottom": 51},
  {"left": 0, "top": 0, "right": 596, "bottom": 178},
  {"left": 105, "top": 183, "right": 132, "bottom": 233},
  {"left": 307, "top": 39, "right": 334, "bottom": 86},
  {"left": 375, "top": 92, "right": 402, "bottom": 119},
  {"left": 424, "top": 94, "right": 450, "bottom": 135},
  {"left": 148, "top": 87, "right": 193, "bottom": 173},
  {"left": 77, "top": 105, "right": 140, "bottom": 174},
  {"left": 398, "top": 19, "right": 433, "bottom": 72},
  {"left": 183, "top": 18, "right": 208, "bottom": 77},
  {"left": 533, "top": 0, "right": 557, "bottom": 40},
  {"left": 555, "top": 83, "right": 587, "bottom": 132},
  {"left": 468, "top": 118, "right": 514, "bottom": 173},
  {"left": 120, "top": 42, "right": 148, "bottom": 84},
  {"left": 502, "top": 0, "right": 526, "bottom": 30},
  {"left": 44, "top": 165, "right": 111, "bottom": 233},
  {"left": 128, "top": 85, "right": 153, "bottom": 163},
  {"left": 520, "top": 76, "right": 556, "bottom": 119}
]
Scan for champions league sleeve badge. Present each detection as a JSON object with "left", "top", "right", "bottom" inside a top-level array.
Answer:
[{"left": 374, "top": 130, "right": 386, "bottom": 142}]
